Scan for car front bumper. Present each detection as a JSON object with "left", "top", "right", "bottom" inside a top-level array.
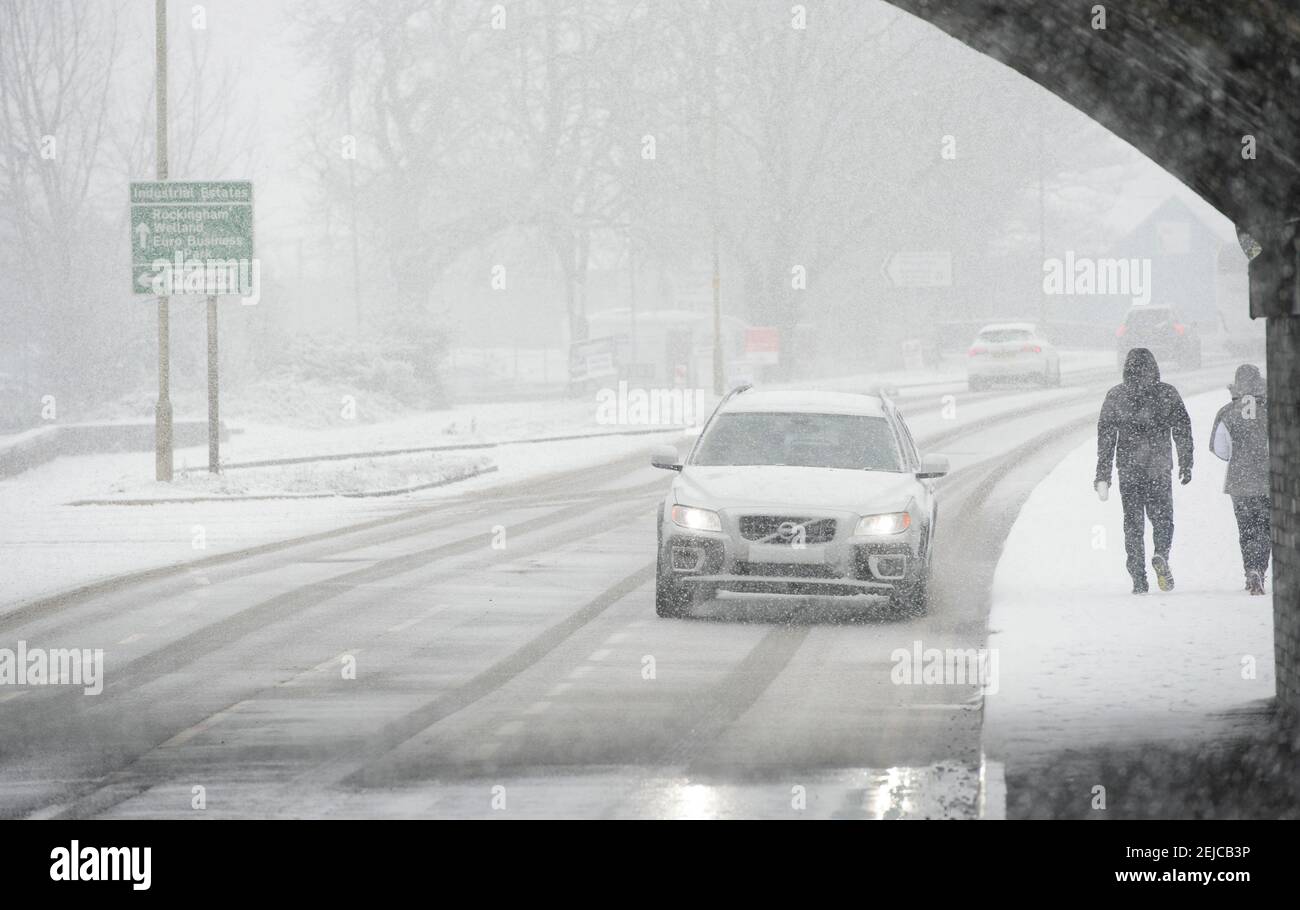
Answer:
[
  {"left": 661, "top": 512, "right": 924, "bottom": 597},
  {"left": 968, "top": 355, "right": 1048, "bottom": 378}
]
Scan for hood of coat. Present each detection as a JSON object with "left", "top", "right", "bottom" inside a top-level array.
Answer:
[
  {"left": 1122, "top": 347, "right": 1161, "bottom": 386},
  {"left": 1228, "top": 363, "right": 1266, "bottom": 398}
]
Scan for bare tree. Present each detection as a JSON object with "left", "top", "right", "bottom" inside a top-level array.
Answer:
[
  {"left": 0, "top": 0, "right": 259, "bottom": 417},
  {"left": 298, "top": 0, "right": 518, "bottom": 330},
  {"left": 0, "top": 0, "right": 121, "bottom": 409}
]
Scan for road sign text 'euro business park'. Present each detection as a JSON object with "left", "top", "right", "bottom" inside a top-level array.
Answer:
[{"left": 130, "top": 181, "right": 255, "bottom": 296}]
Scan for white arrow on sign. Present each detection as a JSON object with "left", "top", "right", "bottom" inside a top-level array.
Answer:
[
  {"left": 136, "top": 222, "right": 150, "bottom": 247},
  {"left": 883, "top": 251, "right": 952, "bottom": 288}
]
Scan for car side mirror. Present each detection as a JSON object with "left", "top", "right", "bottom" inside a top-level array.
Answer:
[
  {"left": 917, "top": 454, "right": 949, "bottom": 479},
  {"left": 651, "top": 445, "right": 683, "bottom": 472}
]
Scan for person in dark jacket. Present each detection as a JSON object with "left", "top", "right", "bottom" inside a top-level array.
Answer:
[
  {"left": 1095, "top": 348, "right": 1194, "bottom": 593},
  {"left": 1209, "top": 364, "right": 1271, "bottom": 595}
]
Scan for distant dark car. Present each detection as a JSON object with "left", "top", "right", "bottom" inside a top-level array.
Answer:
[{"left": 1116, "top": 305, "right": 1201, "bottom": 370}]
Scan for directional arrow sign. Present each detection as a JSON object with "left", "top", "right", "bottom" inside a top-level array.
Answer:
[
  {"left": 883, "top": 251, "right": 952, "bottom": 288},
  {"left": 130, "top": 181, "right": 254, "bottom": 295}
]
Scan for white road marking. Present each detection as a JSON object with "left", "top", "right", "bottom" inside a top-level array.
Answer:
[
  {"left": 311, "top": 651, "right": 358, "bottom": 673},
  {"left": 910, "top": 703, "right": 981, "bottom": 711},
  {"left": 524, "top": 701, "right": 552, "bottom": 715},
  {"left": 567, "top": 665, "right": 594, "bottom": 679},
  {"left": 388, "top": 606, "right": 440, "bottom": 633},
  {"left": 588, "top": 648, "right": 612, "bottom": 661},
  {"left": 161, "top": 700, "right": 249, "bottom": 748},
  {"left": 979, "top": 756, "right": 1007, "bottom": 820},
  {"left": 548, "top": 683, "right": 573, "bottom": 696},
  {"left": 496, "top": 720, "right": 525, "bottom": 737},
  {"left": 26, "top": 803, "right": 68, "bottom": 820},
  {"left": 117, "top": 633, "right": 144, "bottom": 644}
]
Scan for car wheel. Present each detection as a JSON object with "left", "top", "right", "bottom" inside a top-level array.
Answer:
[
  {"left": 968, "top": 378, "right": 986, "bottom": 392},
  {"left": 1051, "top": 362, "right": 1062, "bottom": 386},
  {"left": 655, "top": 552, "right": 692, "bottom": 618}
]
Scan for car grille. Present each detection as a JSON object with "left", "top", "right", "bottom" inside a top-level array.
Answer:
[
  {"left": 738, "top": 516, "right": 836, "bottom": 544},
  {"left": 734, "top": 561, "right": 840, "bottom": 579}
]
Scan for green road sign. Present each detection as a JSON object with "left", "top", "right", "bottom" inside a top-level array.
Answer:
[{"left": 130, "top": 181, "right": 254, "bottom": 294}]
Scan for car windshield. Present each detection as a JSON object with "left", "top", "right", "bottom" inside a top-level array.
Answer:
[
  {"left": 691, "top": 412, "right": 903, "bottom": 471},
  {"left": 978, "top": 329, "right": 1033, "bottom": 343}
]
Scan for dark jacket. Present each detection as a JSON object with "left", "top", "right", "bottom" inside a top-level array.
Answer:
[
  {"left": 1096, "top": 348, "right": 1193, "bottom": 484},
  {"left": 1209, "top": 364, "right": 1269, "bottom": 497}
]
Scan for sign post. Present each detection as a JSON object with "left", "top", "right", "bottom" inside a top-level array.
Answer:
[
  {"left": 130, "top": 181, "right": 254, "bottom": 292},
  {"left": 206, "top": 295, "right": 219, "bottom": 473},
  {"left": 130, "top": 179, "right": 253, "bottom": 476},
  {"left": 153, "top": 0, "right": 171, "bottom": 482}
]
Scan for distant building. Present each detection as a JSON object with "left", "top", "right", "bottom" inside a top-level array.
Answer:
[{"left": 1046, "top": 196, "right": 1229, "bottom": 329}]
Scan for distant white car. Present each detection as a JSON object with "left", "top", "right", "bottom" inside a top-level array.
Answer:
[{"left": 966, "top": 323, "right": 1061, "bottom": 391}]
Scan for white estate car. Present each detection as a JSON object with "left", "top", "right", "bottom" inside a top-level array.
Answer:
[
  {"left": 650, "top": 387, "right": 947, "bottom": 618},
  {"left": 966, "top": 322, "right": 1061, "bottom": 390}
]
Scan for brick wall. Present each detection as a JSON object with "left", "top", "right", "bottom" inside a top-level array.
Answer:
[{"left": 1268, "top": 314, "right": 1300, "bottom": 716}]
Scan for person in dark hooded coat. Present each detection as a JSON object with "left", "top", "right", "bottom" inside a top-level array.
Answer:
[
  {"left": 1209, "top": 364, "right": 1271, "bottom": 594},
  {"left": 1094, "top": 347, "right": 1194, "bottom": 593}
]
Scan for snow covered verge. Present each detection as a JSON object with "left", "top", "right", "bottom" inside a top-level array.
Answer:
[
  {"left": 983, "top": 390, "right": 1276, "bottom": 766},
  {"left": 74, "top": 451, "right": 495, "bottom": 503},
  {"left": 0, "top": 394, "right": 676, "bottom": 478},
  {"left": 0, "top": 421, "right": 684, "bottom": 610}
]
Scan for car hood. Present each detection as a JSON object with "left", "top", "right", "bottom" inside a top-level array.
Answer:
[{"left": 673, "top": 464, "right": 918, "bottom": 514}]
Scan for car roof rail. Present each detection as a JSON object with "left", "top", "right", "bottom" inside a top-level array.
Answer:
[
  {"left": 682, "top": 383, "right": 752, "bottom": 467},
  {"left": 700, "top": 383, "right": 752, "bottom": 426},
  {"left": 718, "top": 383, "right": 753, "bottom": 406}
]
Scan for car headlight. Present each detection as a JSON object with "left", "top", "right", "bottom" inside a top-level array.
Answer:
[
  {"left": 855, "top": 512, "right": 911, "bottom": 535},
  {"left": 671, "top": 504, "right": 722, "bottom": 533}
]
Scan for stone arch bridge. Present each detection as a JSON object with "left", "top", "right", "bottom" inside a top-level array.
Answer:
[{"left": 884, "top": 0, "right": 1300, "bottom": 715}]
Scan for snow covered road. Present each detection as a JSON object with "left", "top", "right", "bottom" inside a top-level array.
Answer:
[{"left": 0, "top": 361, "right": 1244, "bottom": 818}]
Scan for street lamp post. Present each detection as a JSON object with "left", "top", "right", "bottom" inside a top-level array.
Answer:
[
  {"left": 154, "top": 0, "right": 173, "bottom": 482},
  {"left": 708, "top": 7, "right": 724, "bottom": 396}
]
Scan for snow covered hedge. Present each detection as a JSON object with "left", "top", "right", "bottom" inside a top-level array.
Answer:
[{"left": 230, "top": 320, "right": 448, "bottom": 427}]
